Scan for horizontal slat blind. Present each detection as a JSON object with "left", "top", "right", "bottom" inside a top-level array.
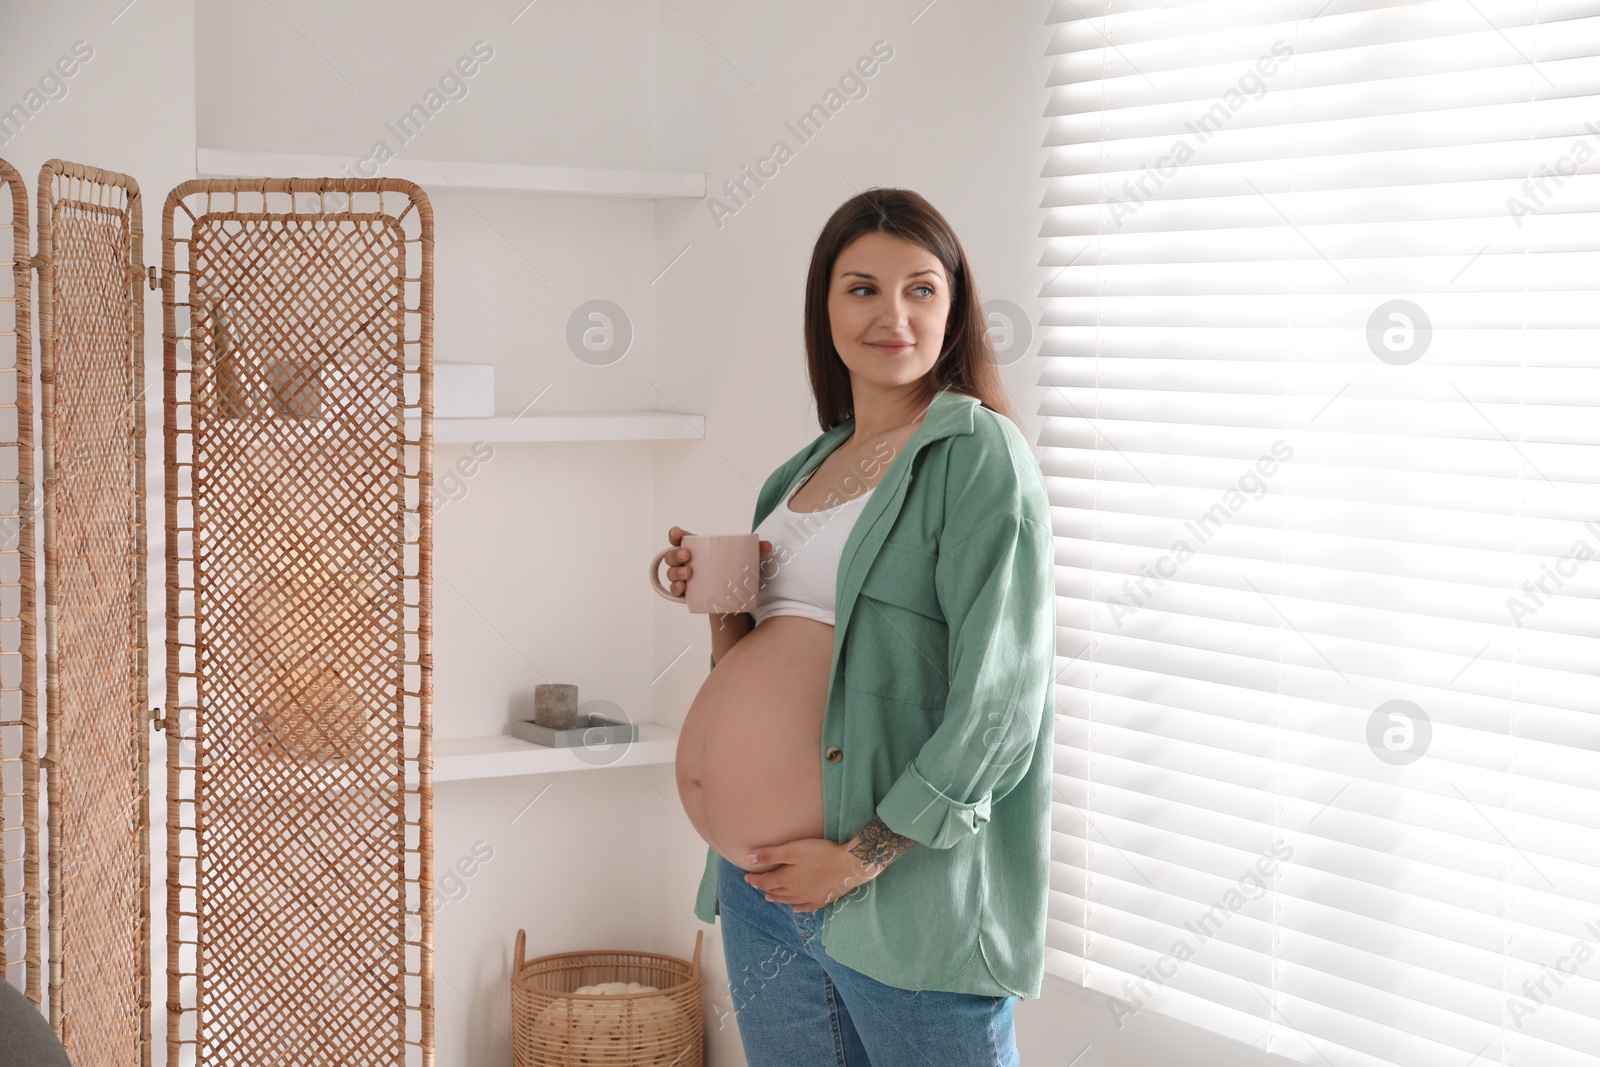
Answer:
[{"left": 1040, "top": 2, "right": 1600, "bottom": 1066}]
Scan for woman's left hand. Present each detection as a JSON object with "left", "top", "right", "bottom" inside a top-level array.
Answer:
[{"left": 743, "top": 838, "right": 879, "bottom": 913}]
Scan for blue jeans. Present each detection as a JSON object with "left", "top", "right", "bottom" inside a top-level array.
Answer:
[{"left": 715, "top": 854, "right": 1021, "bottom": 1066}]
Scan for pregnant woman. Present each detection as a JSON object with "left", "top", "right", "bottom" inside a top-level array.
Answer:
[{"left": 666, "top": 189, "right": 1056, "bottom": 1067}]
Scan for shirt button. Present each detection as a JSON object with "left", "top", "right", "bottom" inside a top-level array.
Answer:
[{"left": 825, "top": 746, "right": 843, "bottom": 763}]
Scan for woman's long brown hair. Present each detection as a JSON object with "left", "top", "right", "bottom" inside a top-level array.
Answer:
[{"left": 803, "top": 187, "right": 1019, "bottom": 433}]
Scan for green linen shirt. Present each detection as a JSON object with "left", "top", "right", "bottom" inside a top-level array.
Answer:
[{"left": 691, "top": 387, "right": 1057, "bottom": 999}]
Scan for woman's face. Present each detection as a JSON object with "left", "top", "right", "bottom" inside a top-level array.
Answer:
[{"left": 827, "top": 232, "right": 951, "bottom": 395}]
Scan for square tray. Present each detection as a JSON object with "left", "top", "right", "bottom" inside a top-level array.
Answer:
[{"left": 508, "top": 714, "right": 637, "bottom": 749}]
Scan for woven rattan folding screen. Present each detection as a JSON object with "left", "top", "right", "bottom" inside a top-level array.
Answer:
[
  {"left": 161, "top": 179, "right": 434, "bottom": 1066},
  {"left": 0, "top": 157, "right": 41, "bottom": 1007},
  {"left": 36, "top": 159, "right": 151, "bottom": 1062}
]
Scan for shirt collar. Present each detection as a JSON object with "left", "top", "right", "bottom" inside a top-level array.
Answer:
[
  {"left": 762, "top": 387, "right": 982, "bottom": 530},
  {"left": 823, "top": 386, "right": 980, "bottom": 455}
]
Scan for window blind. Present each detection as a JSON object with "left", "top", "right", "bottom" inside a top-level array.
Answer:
[{"left": 1039, "top": 3, "right": 1600, "bottom": 1066}]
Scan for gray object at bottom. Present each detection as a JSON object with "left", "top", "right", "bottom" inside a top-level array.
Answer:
[{"left": 508, "top": 714, "right": 637, "bottom": 748}]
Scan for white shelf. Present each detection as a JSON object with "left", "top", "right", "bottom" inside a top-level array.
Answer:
[
  {"left": 414, "top": 723, "right": 680, "bottom": 784},
  {"left": 197, "top": 148, "right": 705, "bottom": 200},
  {"left": 407, "top": 411, "right": 705, "bottom": 442}
]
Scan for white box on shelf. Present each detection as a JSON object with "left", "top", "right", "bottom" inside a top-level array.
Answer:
[{"left": 434, "top": 361, "right": 494, "bottom": 418}]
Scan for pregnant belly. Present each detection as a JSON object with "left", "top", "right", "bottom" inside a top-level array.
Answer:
[{"left": 675, "top": 615, "right": 835, "bottom": 875}]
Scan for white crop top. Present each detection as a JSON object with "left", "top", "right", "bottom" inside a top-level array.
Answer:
[{"left": 750, "top": 475, "right": 876, "bottom": 627}]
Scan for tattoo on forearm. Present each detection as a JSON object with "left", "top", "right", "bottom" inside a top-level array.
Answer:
[{"left": 850, "top": 816, "right": 917, "bottom": 870}]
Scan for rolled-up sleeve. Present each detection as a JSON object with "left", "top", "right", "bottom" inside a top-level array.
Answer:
[{"left": 874, "top": 510, "right": 1056, "bottom": 849}]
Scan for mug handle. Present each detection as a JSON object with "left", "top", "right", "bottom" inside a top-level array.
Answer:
[{"left": 649, "top": 547, "right": 687, "bottom": 603}]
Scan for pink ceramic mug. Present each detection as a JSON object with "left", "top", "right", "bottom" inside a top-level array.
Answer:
[{"left": 649, "top": 534, "right": 760, "bottom": 614}]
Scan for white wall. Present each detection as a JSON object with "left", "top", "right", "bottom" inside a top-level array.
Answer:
[{"left": 0, "top": 0, "right": 1308, "bottom": 1063}]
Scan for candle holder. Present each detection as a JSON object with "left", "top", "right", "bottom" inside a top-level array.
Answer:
[{"left": 533, "top": 683, "right": 579, "bottom": 730}]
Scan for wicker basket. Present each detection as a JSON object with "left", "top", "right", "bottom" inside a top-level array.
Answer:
[{"left": 511, "top": 927, "right": 704, "bottom": 1067}]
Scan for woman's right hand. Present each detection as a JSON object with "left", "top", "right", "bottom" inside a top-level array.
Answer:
[
  {"left": 664, "top": 526, "right": 696, "bottom": 598},
  {"left": 665, "top": 526, "right": 773, "bottom": 599}
]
